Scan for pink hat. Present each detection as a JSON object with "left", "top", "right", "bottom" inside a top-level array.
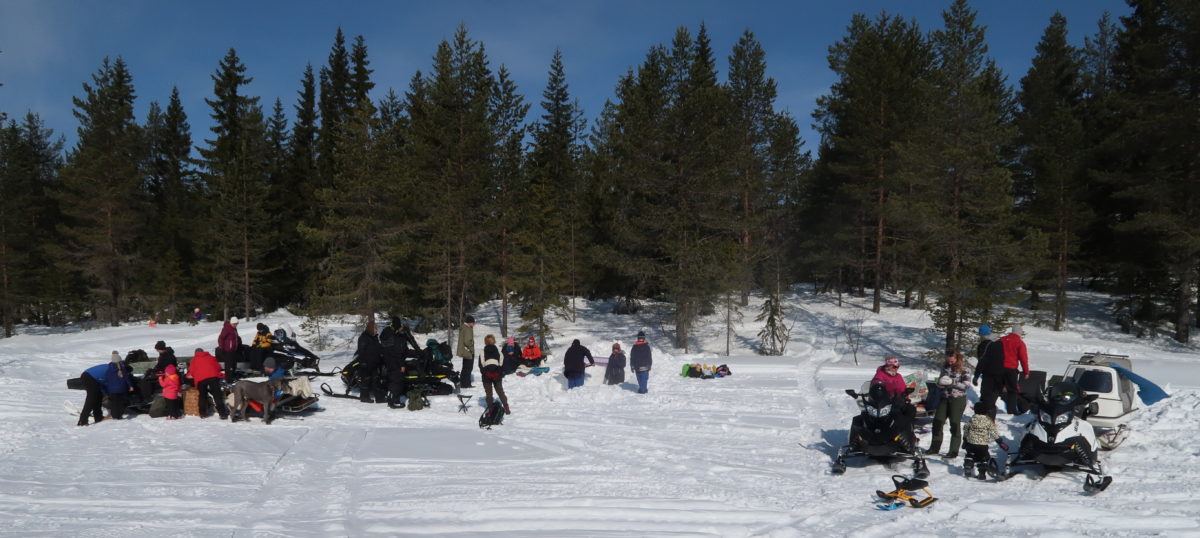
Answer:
[
  {"left": 884, "top": 356, "right": 900, "bottom": 367},
  {"left": 506, "top": 337, "right": 515, "bottom": 345}
]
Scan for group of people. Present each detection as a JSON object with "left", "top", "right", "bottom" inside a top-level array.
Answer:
[
  {"left": 865, "top": 324, "right": 1031, "bottom": 476},
  {"left": 76, "top": 317, "right": 290, "bottom": 426}
]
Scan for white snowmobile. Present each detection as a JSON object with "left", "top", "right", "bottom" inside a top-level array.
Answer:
[{"left": 1001, "top": 381, "right": 1112, "bottom": 493}]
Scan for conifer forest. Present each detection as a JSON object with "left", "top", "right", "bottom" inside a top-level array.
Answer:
[{"left": 1, "top": 0, "right": 1197, "bottom": 351}]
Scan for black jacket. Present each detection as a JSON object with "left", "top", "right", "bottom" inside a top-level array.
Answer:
[
  {"left": 356, "top": 331, "right": 382, "bottom": 368},
  {"left": 976, "top": 337, "right": 1005, "bottom": 377},
  {"left": 630, "top": 341, "right": 652, "bottom": 371},
  {"left": 153, "top": 348, "right": 178, "bottom": 373},
  {"left": 562, "top": 340, "right": 595, "bottom": 375}
]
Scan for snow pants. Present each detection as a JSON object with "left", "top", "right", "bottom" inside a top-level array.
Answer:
[
  {"left": 460, "top": 357, "right": 474, "bottom": 388},
  {"left": 930, "top": 396, "right": 967, "bottom": 456},
  {"left": 635, "top": 370, "right": 650, "bottom": 394},
  {"left": 78, "top": 372, "right": 105, "bottom": 426},
  {"left": 197, "top": 378, "right": 229, "bottom": 418}
]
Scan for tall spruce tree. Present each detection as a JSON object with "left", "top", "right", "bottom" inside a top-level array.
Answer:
[
  {"left": 198, "top": 48, "right": 270, "bottom": 320},
  {"left": 1015, "top": 13, "right": 1087, "bottom": 331},
  {"left": 516, "top": 51, "right": 579, "bottom": 337},
  {"left": 141, "top": 87, "right": 197, "bottom": 320},
  {"left": 317, "top": 28, "right": 352, "bottom": 194},
  {"left": 56, "top": 57, "right": 145, "bottom": 326}
]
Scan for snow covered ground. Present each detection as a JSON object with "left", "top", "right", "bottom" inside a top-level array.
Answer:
[{"left": 1, "top": 288, "right": 1198, "bottom": 537}]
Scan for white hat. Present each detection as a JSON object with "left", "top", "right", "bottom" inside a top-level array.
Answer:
[
  {"left": 1010, "top": 324, "right": 1024, "bottom": 335},
  {"left": 230, "top": 316, "right": 240, "bottom": 324}
]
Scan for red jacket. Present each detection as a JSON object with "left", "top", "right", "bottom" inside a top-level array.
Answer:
[
  {"left": 521, "top": 344, "right": 543, "bottom": 360},
  {"left": 872, "top": 366, "right": 908, "bottom": 397},
  {"left": 218, "top": 322, "right": 241, "bottom": 352},
  {"left": 158, "top": 364, "right": 180, "bottom": 400},
  {"left": 999, "top": 333, "right": 1030, "bottom": 374},
  {"left": 187, "top": 350, "right": 225, "bottom": 383}
]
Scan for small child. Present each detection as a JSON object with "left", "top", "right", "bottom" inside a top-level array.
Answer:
[
  {"left": 962, "top": 401, "right": 1009, "bottom": 479},
  {"left": 158, "top": 363, "right": 182, "bottom": 419}
]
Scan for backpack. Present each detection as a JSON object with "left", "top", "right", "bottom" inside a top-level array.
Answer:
[
  {"left": 406, "top": 388, "right": 426, "bottom": 411},
  {"left": 125, "top": 349, "right": 149, "bottom": 363},
  {"left": 716, "top": 364, "right": 731, "bottom": 377},
  {"left": 479, "top": 401, "right": 504, "bottom": 429}
]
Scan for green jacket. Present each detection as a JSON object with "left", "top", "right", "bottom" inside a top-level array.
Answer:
[{"left": 457, "top": 323, "right": 474, "bottom": 359}]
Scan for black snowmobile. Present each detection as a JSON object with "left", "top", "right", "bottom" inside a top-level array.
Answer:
[
  {"left": 832, "top": 382, "right": 930, "bottom": 478},
  {"left": 1001, "top": 381, "right": 1113, "bottom": 493},
  {"left": 269, "top": 328, "right": 331, "bottom": 375}
]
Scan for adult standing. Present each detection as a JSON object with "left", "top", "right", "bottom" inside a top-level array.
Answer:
[
  {"left": 217, "top": 316, "right": 242, "bottom": 378},
  {"left": 974, "top": 325, "right": 1006, "bottom": 409},
  {"left": 356, "top": 319, "right": 384, "bottom": 403},
  {"left": 928, "top": 350, "right": 972, "bottom": 458},
  {"left": 76, "top": 351, "right": 135, "bottom": 426},
  {"left": 999, "top": 325, "right": 1031, "bottom": 414},
  {"left": 457, "top": 315, "right": 476, "bottom": 389},
  {"left": 381, "top": 317, "right": 408, "bottom": 404},
  {"left": 478, "top": 334, "right": 510, "bottom": 414},
  {"left": 186, "top": 348, "right": 229, "bottom": 419},
  {"left": 562, "top": 339, "right": 595, "bottom": 389},
  {"left": 604, "top": 343, "right": 627, "bottom": 385},
  {"left": 630, "top": 331, "right": 653, "bottom": 394}
]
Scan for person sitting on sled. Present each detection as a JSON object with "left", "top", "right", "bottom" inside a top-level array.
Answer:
[
  {"left": 520, "top": 336, "right": 544, "bottom": 368},
  {"left": 962, "top": 401, "right": 1009, "bottom": 479}
]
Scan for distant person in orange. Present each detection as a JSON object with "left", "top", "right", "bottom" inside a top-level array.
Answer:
[{"left": 520, "top": 336, "right": 544, "bottom": 368}]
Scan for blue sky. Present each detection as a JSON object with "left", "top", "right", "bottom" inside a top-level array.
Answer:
[{"left": 1, "top": 0, "right": 1128, "bottom": 152}]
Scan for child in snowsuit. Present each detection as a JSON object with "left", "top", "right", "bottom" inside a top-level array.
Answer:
[
  {"left": 962, "top": 401, "right": 1009, "bottom": 479},
  {"left": 158, "top": 363, "right": 182, "bottom": 419},
  {"left": 604, "top": 343, "right": 626, "bottom": 385}
]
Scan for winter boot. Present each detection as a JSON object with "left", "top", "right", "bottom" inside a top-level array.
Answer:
[
  {"left": 963, "top": 456, "right": 975, "bottom": 478},
  {"left": 976, "top": 462, "right": 989, "bottom": 480}
]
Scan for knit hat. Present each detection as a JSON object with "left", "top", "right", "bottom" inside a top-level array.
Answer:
[
  {"left": 884, "top": 356, "right": 900, "bottom": 368},
  {"left": 1010, "top": 325, "right": 1025, "bottom": 336},
  {"left": 978, "top": 324, "right": 991, "bottom": 336},
  {"left": 636, "top": 330, "right": 646, "bottom": 340},
  {"left": 256, "top": 322, "right": 268, "bottom": 332},
  {"left": 464, "top": 315, "right": 475, "bottom": 324},
  {"left": 154, "top": 340, "right": 167, "bottom": 351},
  {"left": 506, "top": 337, "right": 515, "bottom": 345},
  {"left": 230, "top": 316, "right": 239, "bottom": 325},
  {"left": 111, "top": 351, "right": 122, "bottom": 363},
  {"left": 527, "top": 336, "right": 537, "bottom": 343},
  {"left": 263, "top": 357, "right": 276, "bottom": 370}
]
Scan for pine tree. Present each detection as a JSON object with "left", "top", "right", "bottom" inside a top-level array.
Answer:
[
  {"left": 917, "top": 0, "right": 1019, "bottom": 351},
  {"left": 1101, "top": 0, "right": 1200, "bottom": 342},
  {"left": 1015, "top": 13, "right": 1087, "bottom": 331},
  {"left": 317, "top": 28, "right": 352, "bottom": 194},
  {"left": 0, "top": 114, "right": 63, "bottom": 335},
  {"left": 813, "top": 13, "right": 932, "bottom": 313},
  {"left": 197, "top": 48, "right": 270, "bottom": 320},
  {"left": 55, "top": 57, "right": 145, "bottom": 326}
]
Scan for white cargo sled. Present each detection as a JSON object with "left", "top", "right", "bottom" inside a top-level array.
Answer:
[{"left": 1051, "top": 353, "right": 1168, "bottom": 450}]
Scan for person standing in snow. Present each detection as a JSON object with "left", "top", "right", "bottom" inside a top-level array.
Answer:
[
  {"left": 604, "top": 343, "right": 627, "bottom": 385},
  {"left": 974, "top": 325, "right": 1006, "bottom": 410},
  {"left": 562, "top": 339, "right": 595, "bottom": 389},
  {"left": 186, "top": 348, "right": 229, "bottom": 419},
  {"left": 217, "top": 316, "right": 243, "bottom": 378},
  {"left": 630, "top": 331, "right": 652, "bottom": 394},
  {"left": 928, "top": 350, "right": 972, "bottom": 458},
  {"left": 999, "top": 325, "right": 1031, "bottom": 414},
  {"left": 478, "top": 334, "right": 510, "bottom": 414},
  {"left": 158, "top": 363, "right": 182, "bottom": 419},
  {"left": 457, "top": 315, "right": 476, "bottom": 389},
  {"left": 76, "top": 351, "right": 135, "bottom": 426},
  {"left": 356, "top": 320, "right": 383, "bottom": 403},
  {"left": 501, "top": 337, "right": 520, "bottom": 375},
  {"left": 962, "top": 401, "right": 1008, "bottom": 479}
]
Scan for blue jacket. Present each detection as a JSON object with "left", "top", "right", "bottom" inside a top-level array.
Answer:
[
  {"left": 630, "top": 342, "right": 652, "bottom": 372},
  {"left": 85, "top": 363, "right": 134, "bottom": 394},
  {"left": 266, "top": 367, "right": 286, "bottom": 380}
]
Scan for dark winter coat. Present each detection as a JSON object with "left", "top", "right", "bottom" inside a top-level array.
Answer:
[
  {"left": 630, "top": 341, "right": 652, "bottom": 372},
  {"left": 562, "top": 340, "right": 595, "bottom": 376},
  {"left": 218, "top": 322, "right": 241, "bottom": 353},
  {"left": 501, "top": 344, "right": 519, "bottom": 373},
  {"left": 356, "top": 330, "right": 382, "bottom": 368},
  {"left": 480, "top": 344, "right": 503, "bottom": 379},
  {"left": 153, "top": 348, "right": 178, "bottom": 372},
  {"left": 457, "top": 323, "right": 475, "bottom": 359},
  {"left": 976, "top": 337, "right": 1006, "bottom": 377},
  {"left": 604, "top": 352, "right": 627, "bottom": 385}
]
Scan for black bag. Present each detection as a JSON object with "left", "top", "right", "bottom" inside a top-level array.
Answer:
[
  {"left": 125, "top": 349, "right": 149, "bottom": 363},
  {"left": 479, "top": 401, "right": 504, "bottom": 429},
  {"left": 427, "top": 381, "right": 454, "bottom": 396}
]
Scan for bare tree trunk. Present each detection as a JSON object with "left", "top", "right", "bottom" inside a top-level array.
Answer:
[{"left": 1174, "top": 263, "right": 1193, "bottom": 344}]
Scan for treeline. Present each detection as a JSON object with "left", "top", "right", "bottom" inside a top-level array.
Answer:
[{"left": 1, "top": 0, "right": 1197, "bottom": 350}]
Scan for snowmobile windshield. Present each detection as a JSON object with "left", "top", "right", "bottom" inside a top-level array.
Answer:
[{"left": 1073, "top": 370, "right": 1113, "bottom": 393}]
